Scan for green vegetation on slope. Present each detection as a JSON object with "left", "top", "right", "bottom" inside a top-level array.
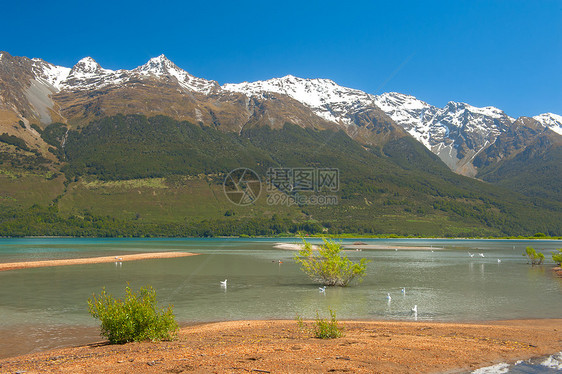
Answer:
[
  {"left": 477, "top": 135, "right": 562, "bottom": 203},
  {"left": 62, "top": 114, "right": 273, "bottom": 180},
  {"left": 1, "top": 114, "right": 561, "bottom": 237}
]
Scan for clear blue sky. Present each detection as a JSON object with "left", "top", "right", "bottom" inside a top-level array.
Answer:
[{"left": 1, "top": 0, "right": 560, "bottom": 117}]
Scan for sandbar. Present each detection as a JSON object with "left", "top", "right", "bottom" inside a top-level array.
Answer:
[
  {"left": 0, "top": 252, "right": 197, "bottom": 272},
  {"left": 274, "top": 242, "right": 436, "bottom": 251}
]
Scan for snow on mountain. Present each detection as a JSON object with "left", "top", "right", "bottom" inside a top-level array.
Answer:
[
  {"left": 70, "top": 57, "right": 107, "bottom": 76},
  {"left": 30, "top": 58, "right": 71, "bottom": 90},
  {"left": 27, "top": 54, "right": 218, "bottom": 94},
  {"left": 371, "top": 92, "right": 436, "bottom": 148},
  {"left": 533, "top": 113, "right": 562, "bottom": 135},
  {"left": 60, "top": 57, "right": 128, "bottom": 91},
  {"left": 371, "top": 93, "right": 514, "bottom": 150},
  {"left": 133, "top": 54, "right": 219, "bottom": 94},
  {"left": 223, "top": 75, "right": 376, "bottom": 124},
  {"left": 225, "top": 75, "right": 520, "bottom": 174},
  {"left": 370, "top": 94, "right": 515, "bottom": 173},
  {"left": 5, "top": 51, "right": 560, "bottom": 176}
]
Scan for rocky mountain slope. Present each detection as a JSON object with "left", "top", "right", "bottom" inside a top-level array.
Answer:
[
  {"left": 1, "top": 51, "right": 560, "bottom": 184},
  {"left": 225, "top": 78, "right": 560, "bottom": 178}
]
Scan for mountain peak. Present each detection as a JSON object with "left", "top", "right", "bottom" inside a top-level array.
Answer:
[
  {"left": 155, "top": 54, "right": 169, "bottom": 61},
  {"left": 135, "top": 54, "right": 180, "bottom": 76},
  {"left": 533, "top": 113, "right": 562, "bottom": 135},
  {"left": 70, "top": 57, "right": 104, "bottom": 75},
  {"left": 131, "top": 54, "right": 219, "bottom": 94}
]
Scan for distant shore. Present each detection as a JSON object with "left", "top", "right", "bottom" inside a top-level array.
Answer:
[
  {"left": 1, "top": 235, "right": 562, "bottom": 240},
  {"left": 1, "top": 319, "right": 560, "bottom": 373},
  {"left": 0, "top": 252, "right": 197, "bottom": 272}
]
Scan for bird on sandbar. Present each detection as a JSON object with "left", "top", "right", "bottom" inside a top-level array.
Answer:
[
  {"left": 479, "top": 253, "right": 485, "bottom": 257},
  {"left": 411, "top": 305, "right": 418, "bottom": 314},
  {"left": 319, "top": 286, "right": 326, "bottom": 293},
  {"left": 220, "top": 279, "right": 227, "bottom": 287},
  {"left": 468, "top": 252, "right": 475, "bottom": 258}
]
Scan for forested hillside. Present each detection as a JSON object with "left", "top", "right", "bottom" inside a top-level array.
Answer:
[{"left": 1, "top": 114, "right": 561, "bottom": 237}]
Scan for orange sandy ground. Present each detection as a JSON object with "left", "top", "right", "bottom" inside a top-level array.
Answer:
[
  {"left": 0, "top": 252, "right": 197, "bottom": 271},
  {"left": 0, "top": 319, "right": 560, "bottom": 373}
]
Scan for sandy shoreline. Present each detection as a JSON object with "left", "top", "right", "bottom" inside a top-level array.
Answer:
[
  {"left": 0, "top": 252, "right": 197, "bottom": 272},
  {"left": 0, "top": 319, "right": 560, "bottom": 373}
]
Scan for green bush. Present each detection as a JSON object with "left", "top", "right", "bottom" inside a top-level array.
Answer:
[
  {"left": 313, "top": 310, "right": 343, "bottom": 339},
  {"left": 295, "top": 309, "right": 343, "bottom": 339},
  {"left": 87, "top": 285, "right": 178, "bottom": 344},
  {"left": 523, "top": 246, "right": 545, "bottom": 265},
  {"left": 294, "top": 238, "right": 369, "bottom": 286},
  {"left": 552, "top": 248, "right": 562, "bottom": 266}
]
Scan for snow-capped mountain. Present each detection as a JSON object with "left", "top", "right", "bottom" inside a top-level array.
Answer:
[
  {"left": 28, "top": 54, "right": 219, "bottom": 94},
  {"left": 224, "top": 75, "right": 376, "bottom": 125},
  {"left": 1, "top": 51, "right": 560, "bottom": 178},
  {"left": 533, "top": 113, "right": 562, "bottom": 135},
  {"left": 372, "top": 93, "right": 516, "bottom": 174},
  {"left": 370, "top": 92, "right": 437, "bottom": 148},
  {"left": 132, "top": 55, "right": 219, "bottom": 94},
  {"left": 224, "top": 77, "right": 522, "bottom": 175}
]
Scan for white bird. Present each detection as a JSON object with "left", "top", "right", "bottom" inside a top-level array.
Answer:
[
  {"left": 497, "top": 259, "right": 501, "bottom": 263},
  {"left": 401, "top": 287, "right": 406, "bottom": 295},
  {"left": 411, "top": 305, "right": 418, "bottom": 314},
  {"left": 319, "top": 286, "right": 326, "bottom": 293},
  {"left": 468, "top": 252, "right": 474, "bottom": 258},
  {"left": 220, "top": 279, "right": 227, "bottom": 287},
  {"left": 479, "top": 253, "right": 485, "bottom": 257},
  {"left": 386, "top": 293, "right": 392, "bottom": 301}
]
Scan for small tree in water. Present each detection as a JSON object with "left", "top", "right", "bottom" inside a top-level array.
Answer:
[
  {"left": 523, "top": 246, "right": 545, "bottom": 265},
  {"left": 552, "top": 248, "right": 562, "bottom": 266},
  {"left": 294, "top": 238, "right": 369, "bottom": 286}
]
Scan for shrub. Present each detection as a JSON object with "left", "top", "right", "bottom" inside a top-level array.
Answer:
[
  {"left": 552, "top": 248, "right": 562, "bottom": 266},
  {"left": 87, "top": 285, "right": 178, "bottom": 344},
  {"left": 523, "top": 246, "right": 545, "bottom": 265},
  {"left": 294, "top": 238, "right": 369, "bottom": 286},
  {"left": 313, "top": 309, "right": 343, "bottom": 339},
  {"left": 0, "top": 133, "right": 29, "bottom": 151},
  {"left": 295, "top": 309, "right": 343, "bottom": 339}
]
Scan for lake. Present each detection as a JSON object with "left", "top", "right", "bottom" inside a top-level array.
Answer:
[{"left": 0, "top": 237, "right": 561, "bottom": 358}]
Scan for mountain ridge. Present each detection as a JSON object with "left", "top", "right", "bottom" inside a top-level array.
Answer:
[{"left": 1, "top": 52, "right": 561, "bottom": 198}]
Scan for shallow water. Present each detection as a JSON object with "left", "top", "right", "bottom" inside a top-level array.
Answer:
[
  {"left": 471, "top": 351, "right": 562, "bottom": 373},
  {"left": 0, "top": 237, "right": 561, "bottom": 357}
]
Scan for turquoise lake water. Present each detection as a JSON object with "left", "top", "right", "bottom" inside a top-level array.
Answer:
[{"left": 0, "top": 237, "right": 561, "bottom": 358}]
